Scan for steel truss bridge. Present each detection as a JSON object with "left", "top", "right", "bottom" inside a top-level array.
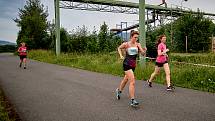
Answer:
[
  {"left": 60, "top": 0, "right": 215, "bottom": 16},
  {"left": 60, "top": 0, "right": 215, "bottom": 33}
]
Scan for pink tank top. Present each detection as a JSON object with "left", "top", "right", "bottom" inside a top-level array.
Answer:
[
  {"left": 156, "top": 43, "right": 167, "bottom": 63},
  {"left": 18, "top": 46, "right": 27, "bottom": 56}
]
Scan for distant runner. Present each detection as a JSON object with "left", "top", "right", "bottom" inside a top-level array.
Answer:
[{"left": 18, "top": 42, "right": 27, "bottom": 69}]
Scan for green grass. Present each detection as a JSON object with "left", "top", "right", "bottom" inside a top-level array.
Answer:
[
  {"left": 0, "top": 89, "right": 14, "bottom": 121},
  {"left": 170, "top": 53, "right": 215, "bottom": 66},
  {"left": 28, "top": 50, "right": 215, "bottom": 93}
]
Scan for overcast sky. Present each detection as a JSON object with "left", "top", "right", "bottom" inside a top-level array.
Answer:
[{"left": 0, "top": 0, "right": 215, "bottom": 43}]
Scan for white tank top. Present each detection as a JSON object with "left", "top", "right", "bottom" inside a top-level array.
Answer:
[{"left": 127, "top": 47, "right": 138, "bottom": 55}]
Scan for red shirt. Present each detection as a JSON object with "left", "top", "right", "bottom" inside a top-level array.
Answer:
[
  {"left": 18, "top": 46, "right": 27, "bottom": 56},
  {"left": 156, "top": 42, "right": 167, "bottom": 63}
]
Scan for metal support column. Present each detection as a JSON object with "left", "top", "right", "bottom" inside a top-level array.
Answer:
[
  {"left": 171, "top": 4, "right": 173, "bottom": 48},
  {"left": 139, "top": 0, "right": 146, "bottom": 47},
  {"left": 120, "top": 22, "right": 123, "bottom": 39},
  {"left": 185, "top": 35, "right": 188, "bottom": 53},
  {"left": 212, "top": 34, "right": 214, "bottom": 53},
  {"left": 125, "top": 22, "right": 128, "bottom": 41},
  {"left": 146, "top": 10, "right": 149, "bottom": 31},
  {"left": 55, "top": 0, "right": 60, "bottom": 56},
  {"left": 139, "top": 0, "right": 146, "bottom": 66}
]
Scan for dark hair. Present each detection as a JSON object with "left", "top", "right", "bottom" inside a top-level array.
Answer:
[
  {"left": 130, "top": 30, "right": 139, "bottom": 38},
  {"left": 156, "top": 34, "right": 166, "bottom": 48}
]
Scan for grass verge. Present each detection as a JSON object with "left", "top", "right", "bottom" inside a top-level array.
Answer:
[
  {"left": 28, "top": 50, "right": 215, "bottom": 93},
  {"left": 0, "top": 86, "right": 21, "bottom": 121}
]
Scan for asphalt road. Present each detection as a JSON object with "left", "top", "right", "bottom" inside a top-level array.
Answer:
[{"left": 0, "top": 53, "right": 214, "bottom": 121}]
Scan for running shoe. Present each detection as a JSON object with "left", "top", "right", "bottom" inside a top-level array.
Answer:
[
  {"left": 115, "top": 88, "right": 121, "bottom": 100},
  {"left": 130, "top": 99, "right": 139, "bottom": 106},
  {"left": 147, "top": 80, "right": 152, "bottom": 87},
  {"left": 166, "top": 85, "right": 174, "bottom": 91}
]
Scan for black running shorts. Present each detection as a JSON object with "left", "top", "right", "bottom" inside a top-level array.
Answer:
[
  {"left": 123, "top": 64, "right": 135, "bottom": 72},
  {"left": 155, "top": 61, "right": 168, "bottom": 67},
  {"left": 19, "top": 55, "right": 27, "bottom": 60}
]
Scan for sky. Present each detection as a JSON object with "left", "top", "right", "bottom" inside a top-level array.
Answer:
[{"left": 0, "top": 0, "right": 215, "bottom": 43}]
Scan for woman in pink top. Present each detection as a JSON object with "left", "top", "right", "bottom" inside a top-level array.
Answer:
[
  {"left": 18, "top": 42, "right": 27, "bottom": 69},
  {"left": 147, "top": 35, "right": 173, "bottom": 91}
]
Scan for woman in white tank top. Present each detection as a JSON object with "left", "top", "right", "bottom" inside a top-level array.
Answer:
[{"left": 115, "top": 30, "right": 147, "bottom": 107}]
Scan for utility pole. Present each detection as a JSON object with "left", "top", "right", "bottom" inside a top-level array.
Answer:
[
  {"left": 212, "top": 34, "right": 214, "bottom": 53},
  {"left": 139, "top": 0, "right": 146, "bottom": 48},
  {"left": 139, "top": 0, "right": 146, "bottom": 66},
  {"left": 55, "top": 0, "right": 60, "bottom": 56},
  {"left": 185, "top": 35, "right": 188, "bottom": 53}
]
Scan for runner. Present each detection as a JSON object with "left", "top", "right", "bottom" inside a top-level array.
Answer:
[
  {"left": 146, "top": 35, "right": 173, "bottom": 91},
  {"left": 18, "top": 42, "right": 27, "bottom": 69},
  {"left": 115, "top": 30, "right": 147, "bottom": 107}
]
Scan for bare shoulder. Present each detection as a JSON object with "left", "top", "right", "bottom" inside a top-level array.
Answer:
[
  {"left": 136, "top": 42, "right": 142, "bottom": 47},
  {"left": 118, "top": 42, "right": 127, "bottom": 49}
]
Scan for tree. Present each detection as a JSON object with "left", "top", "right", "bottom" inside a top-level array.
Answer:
[
  {"left": 86, "top": 28, "right": 99, "bottom": 53},
  {"left": 108, "top": 32, "right": 122, "bottom": 52},
  {"left": 60, "top": 28, "right": 70, "bottom": 52},
  {"left": 145, "top": 13, "right": 215, "bottom": 54},
  {"left": 173, "top": 13, "right": 214, "bottom": 52},
  {"left": 47, "top": 21, "right": 56, "bottom": 50},
  {"left": 98, "top": 22, "right": 109, "bottom": 52},
  {"left": 14, "top": 0, "right": 50, "bottom": 49}
]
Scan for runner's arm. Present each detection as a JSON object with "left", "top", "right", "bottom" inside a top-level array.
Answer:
[
  {"left": 118, "top": 43, "right": 126, "bottom": 59},
  {"left": 17, "top": 47, "right": 21, "bottom": 53},
  {"left": 137, "top": 43, "right": 147, "bottom": 56}
]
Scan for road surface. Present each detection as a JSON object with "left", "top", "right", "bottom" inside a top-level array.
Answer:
[{"left": 0, "top": 53, "right": 214, "bottom": 121}]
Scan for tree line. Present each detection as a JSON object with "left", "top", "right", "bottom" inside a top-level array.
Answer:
[{"left": 14, "top": 0, "right": 215, "bottom": 56}]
